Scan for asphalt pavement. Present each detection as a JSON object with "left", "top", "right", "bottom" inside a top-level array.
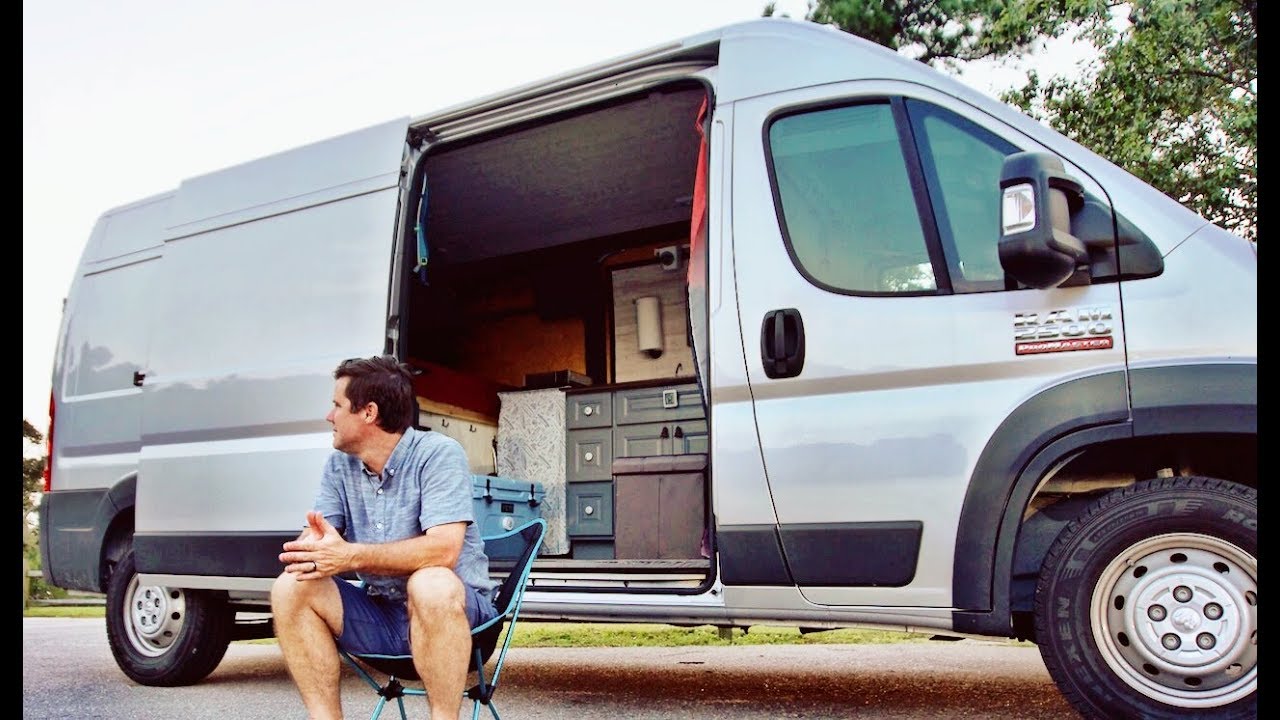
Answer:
[{"left": 23, "top": 617, "right": 1081, "bottom": 719}]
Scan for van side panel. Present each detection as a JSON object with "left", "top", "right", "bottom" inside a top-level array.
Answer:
[
  {"left": 133, "top": 120, "right": 409, "bottom": 578},
  {"left": 138, "top": 189, "right": 402, "bottom": 542}
]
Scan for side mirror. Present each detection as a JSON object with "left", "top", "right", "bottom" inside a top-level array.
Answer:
[{"left": 998, "top": 152, "right": 1089, "bottom": 289}]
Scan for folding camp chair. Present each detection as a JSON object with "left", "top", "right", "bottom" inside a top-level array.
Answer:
[{"left": 338, "top": 517, "right": 546, "bottom": 720}]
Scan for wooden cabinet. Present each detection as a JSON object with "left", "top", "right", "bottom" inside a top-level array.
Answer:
[
  {"left": 613, "top": 454, "right": 707, "bottom": 559},
  {"left": 563, "top": 380, "right": 707, "bottom": 559},
  {"left": 565, "top": 381, "right": 704, "bottom": 482}
]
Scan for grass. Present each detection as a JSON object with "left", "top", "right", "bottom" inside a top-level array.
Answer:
[
  {"left": 511, "top": 622, "right": 929, "bottom": 647},
  {"left": 24, "top": 606, "right": 931, "bottom": 646},
  {"left": 24, "top": 605, "right": 104, "bottom": 619}
]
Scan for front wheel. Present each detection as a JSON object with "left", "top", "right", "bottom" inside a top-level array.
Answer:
[
  {"left": 1034, "top": 476, "right": 1256, "bottom": 719},
  {"left": 105, "top": 548, "right": 234, "bottom": 686}
]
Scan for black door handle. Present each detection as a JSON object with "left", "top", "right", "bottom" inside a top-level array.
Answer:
[{"left": 760, "top": 308, "right": 806, "bottom": 379}]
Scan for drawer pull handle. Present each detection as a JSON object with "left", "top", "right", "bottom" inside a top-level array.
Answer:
[
  {"left": 660, "top": 426, "right": 670, "bottom": 439},
  {"left": 583, "top": 406, "right": 594, "bottom": 416},
  {"left": 584, "top": 451, "right": 594, "bottom": 462}
]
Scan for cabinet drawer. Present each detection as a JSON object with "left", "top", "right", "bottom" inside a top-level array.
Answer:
[
  {"left": 566, "top": 481, "right": 613, "bottom": 537},
  {"left": 613, "top": 383, "right": 703, "bottom": 425},
  {"left": 672, "top": 419, "right": 707, "bottom": 455},
  {"left": 613, "top": 419, "right": 707, "bottom": 459},
  {"left": 566, "top": 392, "right": 613, "bottom": 429},
  {"left": 613, "top": 422, "right": 668, "bottom": 458},
  {"left": 566, "top": 428, "right": 612, "bottom": 482}
]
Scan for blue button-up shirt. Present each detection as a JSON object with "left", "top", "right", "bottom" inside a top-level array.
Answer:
[{"left": 314, "top": 427, "right": 491, "bottom": 602}]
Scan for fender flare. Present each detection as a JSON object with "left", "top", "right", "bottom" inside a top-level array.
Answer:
[
  {"left": 950, "top": 363, "right": 1256, "bottom": 636},
  {"left": 92, "top": 474, "right": 137, "bottom": 591}
]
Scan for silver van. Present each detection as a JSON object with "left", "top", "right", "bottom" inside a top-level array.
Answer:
[{"left": 40, "top": 17, "right": 1256, "bottom": 719}]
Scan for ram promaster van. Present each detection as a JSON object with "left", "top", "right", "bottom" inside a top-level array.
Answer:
[{"left": 40, "top": 17, "right": 1256, "bottom": 719}]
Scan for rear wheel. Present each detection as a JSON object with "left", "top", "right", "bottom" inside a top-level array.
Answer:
[
  {"left": 105, "top": 548, "right": 234, "bottom": 686},
  {"left": 1034, "top": 476, "right": 1256, "bottom": 719}
]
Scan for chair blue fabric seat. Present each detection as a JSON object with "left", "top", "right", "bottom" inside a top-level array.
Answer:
[{"left": 338, "top": 517, "right": 546, "bottom": 720}]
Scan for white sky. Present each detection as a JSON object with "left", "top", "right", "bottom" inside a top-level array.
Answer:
[{"left": 22, "top": 0, "right": 1095, "bottom": 437}]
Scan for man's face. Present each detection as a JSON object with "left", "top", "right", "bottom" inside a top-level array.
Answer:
[{"left": 326, "top": 377, "right": 367, "bottom": 453}]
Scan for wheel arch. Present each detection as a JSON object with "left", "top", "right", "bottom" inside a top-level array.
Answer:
[
  {"left": 84, "top": 473, "right": 137, "bottom": 593},
  {"left": 951, "top": 363, "right": 1257, "bottom": 637},
  {"left": 99, "top": 487, "right": 137, "bottom": 592}
]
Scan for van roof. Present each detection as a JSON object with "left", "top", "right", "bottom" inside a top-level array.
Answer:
[{"left": 408, "top": 17, "right": 986, "bottom": 137}]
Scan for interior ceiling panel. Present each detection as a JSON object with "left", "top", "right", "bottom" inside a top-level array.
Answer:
[{"left": 424, "top": 85, "right": 706, "bottom": 264}]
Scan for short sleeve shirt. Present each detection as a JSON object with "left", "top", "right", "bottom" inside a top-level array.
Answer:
[{"left": 314, "top": 427, "right": 491, "bottom": 602}]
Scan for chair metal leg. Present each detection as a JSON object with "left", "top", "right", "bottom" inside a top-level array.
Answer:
[
  {"left": 354, "top": 667, "right": 412, "bottom": 720},
  {"left": 470, "top": 698, "right": 502, "bottom": 720}
]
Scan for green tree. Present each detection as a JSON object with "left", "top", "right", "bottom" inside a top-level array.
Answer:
[
  {"left": 765, "top": 1, "right": 1256, "bottom": 242},
  {"left": 23, "top": 419, "right": 46, "bottom": 520}
]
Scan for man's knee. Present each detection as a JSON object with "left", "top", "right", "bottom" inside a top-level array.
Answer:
[
  {"left": 270, "top": 571, "right": 303, "bottom": 611},
  {"left": 271, "top": 571, "right": 331, "bottom": 610},
  {"left": 406, "top": 567, "right": 465, "bottom": 616}
]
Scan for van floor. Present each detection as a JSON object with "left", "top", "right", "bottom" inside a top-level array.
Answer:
[
  {"left": 492, "top": 558, "right": 710, "bottom": 573},
  {"left": 491, "top": 558, "right": 712, "bottom": 590}
]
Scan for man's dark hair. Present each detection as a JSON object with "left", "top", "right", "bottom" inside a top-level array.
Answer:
[{"left": 334, "top": 356, "right": 416, "bottom": 433}]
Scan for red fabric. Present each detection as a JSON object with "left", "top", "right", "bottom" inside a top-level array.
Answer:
[
  {"left": 687, "top": 96, "right": 709, "bottom": 291},
  {"left": 405, "top": 359, "right": 512, "bottom": 420}
]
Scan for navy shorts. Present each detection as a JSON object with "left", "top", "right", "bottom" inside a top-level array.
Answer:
[{"left": 332, "top": 577, "right": 497, "bottom": 656}]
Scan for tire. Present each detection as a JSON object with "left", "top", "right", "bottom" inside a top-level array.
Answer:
[
  {"left": 105, "top": 548, "right": 234, "bottom": 686},
  {"left": 1034, "top": 476, "right": 1256, "bottom": 719}
]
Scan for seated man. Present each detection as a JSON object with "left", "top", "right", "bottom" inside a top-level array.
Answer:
[{"left": 271, "top": 355, "right": 495, "bottom": 720}]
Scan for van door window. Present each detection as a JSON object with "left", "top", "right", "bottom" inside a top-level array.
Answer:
[
  {"left": 768, "top": 101, "right": 935, "bottom": 294},
  {"left": 766, "top": 98, "right": 1022, "bottom": 296},
  {"left": 902, "top": 99, "right": 1019, "bottom": 293}
]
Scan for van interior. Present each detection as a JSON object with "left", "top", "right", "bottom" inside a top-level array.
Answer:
[{"left": 399, "top": 79, "right": 713, "bottom": 592}]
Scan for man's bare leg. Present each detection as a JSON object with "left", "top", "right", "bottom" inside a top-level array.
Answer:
[
  {"left": 271, "top": 572, "right": 346, "bottom": 720},
  {"left": 406, "top": 567, "right": 472, "bottom": 720}
]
